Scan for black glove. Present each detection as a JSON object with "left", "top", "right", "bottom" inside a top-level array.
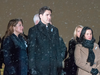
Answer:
[{"left": 91, "top": 68, "right": 98, "bottom": 75}]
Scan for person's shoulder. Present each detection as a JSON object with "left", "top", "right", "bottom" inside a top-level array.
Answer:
[
  {"left": 50, "top": 25, "right": 59, "bottom": 32},
  {"left": 3, "top": 35, "right": 12, "bottom": 43},
  {"left": 5, "top": 35, "right": 12, "bottom": 39},
  {"left": 69, "top": 38, "right": 76, "bottom": 43},
  {"left": 29, "top": 25, "right": 36, "bottom": 29},
  {"left": 93, "top": 43, "right": 100, "bottom": 51},
  {"left": 94, "top": 43, "right": 99, "bottom": 48},
  {"left": 52, "top": 25, "right": 58, "bottom": 29},
  {"left": 94, "top": 43, "right": 98, "bottom": 46},
  {"left": 76, "top": 43, "right": 82, "bottom": 47},
  {"left": 69, "top": 38, "right": 76, "bottom": 45},
  {"left": 29, "top": 25, "right": 37, "bottom": 31},
  {"left": 74, "top": 44, "right": 82, "bottom": 52}
]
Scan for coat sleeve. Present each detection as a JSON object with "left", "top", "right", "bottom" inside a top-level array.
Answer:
[
  {"left": 59, "top": 37, "right": 66, "bottom": 59},
  {"left": 0, "top": 49, "right": 3, "bottom": 68},
  {"left": 28, "top": 27, "right": 38, "bottom": 75},
  {"left": 95, "top": 44, "right": 100, "bottom": 72},
  {"left": 59, "top": 37, "right": 67, "bottom": 69},
  {"left": 74, "top": 44, "right": 92, "bottom": 73},
  {"left": 3, "top": 37, "right": 16, "bottom": 75},
  {"left": 54, "top": 28, "right": 64, "bottom": 68},
  {"left": 68, "top": 39, "right": 76, "bottom": 58}
]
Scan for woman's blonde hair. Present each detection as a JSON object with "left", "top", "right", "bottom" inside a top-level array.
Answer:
[
  {"left": 4, "top": 19, "right": 23, "bottom": 39},
  {"left": 73, "top": 25, "right": 83, "bottom": 40}
]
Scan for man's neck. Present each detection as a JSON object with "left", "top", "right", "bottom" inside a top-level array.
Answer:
[
  {"left": 41, "top": 20, "right": 48, "bottom": 26},
  {"left": 45, "top": 23, "right": 48, "bottom": 27},
  {"left": 46, "top": 25, "right": 48, "bottom": 27}
]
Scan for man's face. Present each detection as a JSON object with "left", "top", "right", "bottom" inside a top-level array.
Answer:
[{"left": 40, "top": 10, "right": 51, "bottom": 25}]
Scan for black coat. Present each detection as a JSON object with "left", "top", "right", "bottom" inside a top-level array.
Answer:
[
  {"left": 98, "top": 41, "right": 100, "bottom": 48},
  {"left": 28, "top": 21, "right": 65, "bottom": 75},
  {"left": 0, "top": 36, "right": 4, "bottom": 68},
  {"left": 3, "top": 34, "right": 28, "bottom": 75},
  {"left": 65, "top": 39, "right": 78, "bottom": 75},
  {"left": 0, "top": 48, "right": 3, "bottom": 68}
]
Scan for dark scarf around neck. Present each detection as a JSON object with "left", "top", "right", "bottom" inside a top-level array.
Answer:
[
  {"left": 76, "top": 37, "right": 80, "bottom": 43},
  {"left": 82, "top": 38, "right": 95, "bottom": 66}
]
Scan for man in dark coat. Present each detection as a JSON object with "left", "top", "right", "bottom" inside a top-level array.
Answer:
[{"left": 28, "top": 6, "right": 66, "bottom": 75}]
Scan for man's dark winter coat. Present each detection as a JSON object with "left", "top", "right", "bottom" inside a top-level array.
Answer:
[{"left": 28, "top": 21, "right": 66, "bottom": 75}]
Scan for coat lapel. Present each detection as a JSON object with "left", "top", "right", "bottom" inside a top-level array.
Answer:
[
  {"left": 47, "top": 24, "right": 54, "bottom": 40},
  {"left": 37, "top": 21, "right": 52, "bottom": 40},
  {"left": 10, "top": 34, "right": 26, "bottom": 49},
  {"left": 80, "top": 45, "right": 89, "bottom": 57},
  {"left": 80, "top": 43, "right": 97, "bottom": 57}
]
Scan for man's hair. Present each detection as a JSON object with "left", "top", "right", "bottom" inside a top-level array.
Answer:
[
  {"left": 39, "top": 6, "right": 52, "bottom": 15},
  {"left": 33, "top": 14, "right": 40, "bottom": 24}
]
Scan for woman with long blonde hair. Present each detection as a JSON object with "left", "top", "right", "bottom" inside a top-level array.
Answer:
[{"left": 65, "top": 25, "right": 83, "bottom": 75}]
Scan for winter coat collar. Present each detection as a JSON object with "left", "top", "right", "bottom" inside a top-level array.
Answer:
[
  {"left": 37, "top": 21, "right": 54, "bottom": 40},
  {"left": 77, "top": 43, "right": 98, "bottom": 57},
  {"left": 10, "top": 34, "right": 26, "bottom": 49}
]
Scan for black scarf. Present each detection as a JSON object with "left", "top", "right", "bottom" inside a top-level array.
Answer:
[
  {"left": 81, "top": 38, "right": 95, "bottom": 66},
  {"left": 76, "top": 37, "right": 80, "bottom": 43}
]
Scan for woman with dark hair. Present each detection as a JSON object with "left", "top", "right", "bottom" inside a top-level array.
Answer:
[
  {"left": 2, "top": 19, "right": 28, "bottom": 75},
  {"left": 75, "top": 26, "right": 100, "bottom": 75}
]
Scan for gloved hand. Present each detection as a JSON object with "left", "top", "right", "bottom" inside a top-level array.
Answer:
[{"left": 90, "top": 68, "right": 98, "bottom": 75}]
